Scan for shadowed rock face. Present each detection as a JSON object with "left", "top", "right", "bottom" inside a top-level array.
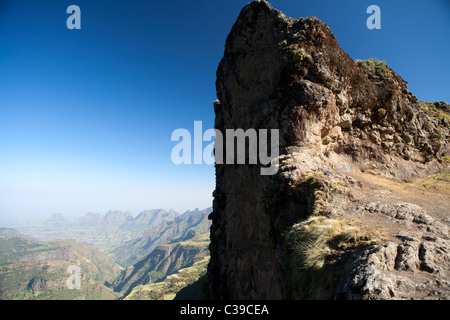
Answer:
[{"left": 208, "top": 0, "right": 449, "bottom": 300}]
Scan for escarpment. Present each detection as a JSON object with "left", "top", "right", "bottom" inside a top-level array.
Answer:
[{"left": 207, "top": 0, "right": 449, "bottom": 300}]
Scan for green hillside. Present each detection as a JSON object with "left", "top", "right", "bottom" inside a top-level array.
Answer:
[
  {"left": 112, "top": 232, "right": 209, "bottom": 299},
  {"left": 112, "top": 209, "right": 211, "bottom": 267},
  {"left": 0, "top": 236, "right": 121, "bottom": 300},
  {"left": 0, "top": 209, "right": 212, "bottom": 300},
  {"left": 124, "top": 257, "right": 209, "bottom": 300}
]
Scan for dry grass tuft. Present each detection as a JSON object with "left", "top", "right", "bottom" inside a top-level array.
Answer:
[{"left": 287, "top": 216, "right": 363, "bottom": 270}]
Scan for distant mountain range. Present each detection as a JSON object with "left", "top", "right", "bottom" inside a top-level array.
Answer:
[
  {"left": 0, "top": 207, "right": 212, "bottom": 300},
  {"left": 48, "top": 208, "right": 181, "bottom": 226},
  {"left": 76, "top": 212, "right": 103, "bottom": 224},
  {"left": 0, "top": 208, "right": 212, "bottom": 265}
]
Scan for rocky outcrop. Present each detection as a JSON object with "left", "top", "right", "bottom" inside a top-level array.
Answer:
[
  {"left": 336, "top": 220, "right": 449, "bottom": 300},
  {"left": 27, "top": 277, "right": 50, "bottom": 292},
  {"left": 104, "top": 210, "right": 134, "bottom": 225},
  {"left": 130, "top": 209, "right": 179, "bottom": 226},
  {"left": 208, "top": 0, "right": 449, "bottom": 300}
]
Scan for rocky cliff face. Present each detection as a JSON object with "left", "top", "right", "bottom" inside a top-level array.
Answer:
[{"left": 208, "top": 0, "right": 449, "bottom": 300}]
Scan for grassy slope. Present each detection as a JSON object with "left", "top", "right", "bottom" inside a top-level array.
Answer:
[
  {"left": 0, "top": 210, "right": 212, "bottom": 300},
  {"left": 117, "top": 232, "right": 210, "bottom": 300},
  {"left": 0, "top": 237, "right": 121, "bottom": 300},
  {"left": 112, "top": 210, "right": 210, "bottom": 267},
  {"left": 418, "top": 101, "right": 450, "bottom": 121}
]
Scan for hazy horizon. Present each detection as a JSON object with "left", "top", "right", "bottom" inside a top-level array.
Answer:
[
  {"left": 1, "top": 0, "right": 449, "bottom": 222},
  {"left": 0, "top": 205, "right": 213, "bottom": 223}
]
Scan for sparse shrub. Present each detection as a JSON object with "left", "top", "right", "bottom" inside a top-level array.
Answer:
[
  {"left": 286, "top": 44, "right": 307, "bottom": 63},
  {"left": 355, "top": 58, "right": 393, "bottom": 80}
]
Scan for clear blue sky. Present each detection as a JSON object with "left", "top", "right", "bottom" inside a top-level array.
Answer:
[{"left": 0, "top": 0, "right": 449, "bottom": 221}]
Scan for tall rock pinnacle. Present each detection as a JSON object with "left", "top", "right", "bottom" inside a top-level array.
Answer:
[{"left": 208, "top": 1, "right": 449, "bottom": 300}]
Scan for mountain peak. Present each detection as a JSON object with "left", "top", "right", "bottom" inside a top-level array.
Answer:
[
  {"left": 130, "top": 209, "right": 179, "bottom": 226},
  {"left": 208, "top": 1, "right": 449, "bottom": 300},
  {"left": 76, "top": 212, "right": 103, "bottom": 224}
]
